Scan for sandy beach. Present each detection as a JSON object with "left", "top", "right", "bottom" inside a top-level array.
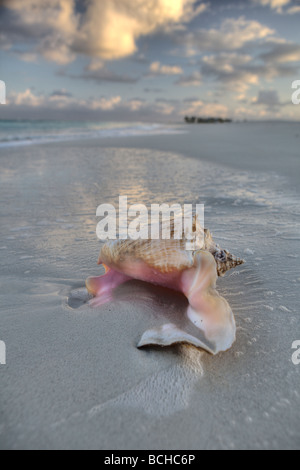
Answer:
[{"left": 0, "top": 123, "right": 300, "bottom": 450}]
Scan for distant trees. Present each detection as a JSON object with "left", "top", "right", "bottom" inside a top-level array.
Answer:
[{"left": 184, "top": 116, "right": 232, "bottom": 124}]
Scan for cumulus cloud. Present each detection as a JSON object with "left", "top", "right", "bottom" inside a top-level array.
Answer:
[
  {"left": 154, "top": 101, "right": 176, "bottom": 115},
  {"left": 7, "top": 88, "right": 123, "bottom": 111},
  {"left": 9, "top": 89, "right": 45, "bottom": 107},
  {"left": 171, "top": 15, "right": 300, "bottom": 94},
  {"left": 260, "top": 41, "right": 300, "bottom": 63},
  {"left": 13, "top": 52, "right": 38, "bottom": 62},
  {"left": 252, "top": 0, "right": 291, "bottom": 13},
  {"left": 253, "top": 0, "right": 300, "bottom": 17},
  {"left": 198, "top": 38, "right": 300, "bottom": 92},
  {"left": 6, "top": 89, "right": 170, "bottom": 116},
  {"left": 180, "top": 100, "right": 229, "bottom": 118},
  {"left": 1, "top": 0, "right": 78, "bottom": 64},
  {"left": 1, "top": 0, "right": 207, "bottom": 63},
  {"left": 4, "top": 87, "right": 299, "bottom": 122},
  {"left": 286, "top": 5, "right": 300, "bottom": 14},
  {"left": 77, "top": 0, "right": 208, "bottom": 60},
  {"left": 200, "top": 53, "right": 259, "bottom": 92},
  {"left": 90, "top": 96, "right": 122, "bottom": 111},
  {"left": 149, "top": 62, "right": 184, "bottom": 75},
  {"left": 4, "top": 87, "right": 227, "bottom": 121},
  {"left": 86, "top": 59, "right": 105, "bottom": 72},
  {"left": 178, "top": 17, "right": 275, "bottom": 55},
  {"left": 126, "top": 99, "right": 146, "bottom": 112},
  {"left": 203, "top": 53, "right": 253, "bottom": 72}
]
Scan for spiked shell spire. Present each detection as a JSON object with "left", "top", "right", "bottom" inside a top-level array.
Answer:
[{"left": 203, "top": 229, "right": 245, "bottom": 276}]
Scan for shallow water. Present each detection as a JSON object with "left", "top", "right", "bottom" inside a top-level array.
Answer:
[
  {"left": 0, "top": 137, "right": 299, "bottom": 449},
  {"left": 0, "top": 120, "right": 183, "bottom": 147}
]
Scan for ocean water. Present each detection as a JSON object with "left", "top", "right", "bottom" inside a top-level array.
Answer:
[{"left": 0, "top": 120, "right": 183, "bottom": 147}]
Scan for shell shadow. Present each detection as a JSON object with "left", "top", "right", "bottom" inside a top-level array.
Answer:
[{"left": 68, "top": 279, "right": 217, "bottom": 354}]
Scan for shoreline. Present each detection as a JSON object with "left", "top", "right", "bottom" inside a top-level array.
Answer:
[{"left": 1, "top": 122, "right": 299, "bottom": 188}]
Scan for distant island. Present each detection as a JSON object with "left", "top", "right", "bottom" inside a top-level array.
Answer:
[{"left": 184, "top": 116, "right": 232, "bottom": 124}]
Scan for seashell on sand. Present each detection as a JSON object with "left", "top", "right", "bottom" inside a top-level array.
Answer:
[{"left": 86, "top": 221, "right": 244, "bottom": 354}]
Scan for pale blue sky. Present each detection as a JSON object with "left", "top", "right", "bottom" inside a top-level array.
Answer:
[{"left": 0, "top": 0, "right": 300, "bottom": 121}]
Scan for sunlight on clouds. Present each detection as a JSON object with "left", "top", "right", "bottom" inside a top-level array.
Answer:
[
  {"left": 286, "top": 6, "right": 300, "bottom": 14},
  {"left": 154, "top": 102, "right": 175, "bottom": 115},
  {"left": 9, "top": 89, "right": 45, "bottom": 107},
  {"left": 87, "top": 59, "right": 105, "bottom": 72},
  {"left": 6, "top": 0, "right": 78, "bottom": 34},
  {"left": 5, "top": 87, "right": 300, "bottom": 121},
  {"left": 261, "top": 42, "right": 300, "bottom": 64},
  {"left": 126, "top": 100, "right": 145, "bottom": 112},
  {"left": 180, "top": 100, "right": 229, "bottom": 118},
  {"left": 3, "top": 0, "right": 207, "bottom": 62},
  {"left": 201, "top": 53, "right": 258, "bottom": 92},
  {"left": 150, "top": 62, "right": 184, "bottom": 75},
  {"left": 270, "top": 49, "right": 300, "bottom": 63},
  {"left": 252, "top": 0, "right": 291, "bottom": 13},
  {"left": 8, "top": 89, "right": 122, "bottom": 111},
  {"left": 17, "top": 52, "right": 38, "bottom": 63},
  {"left": 202, "top": 53, "right": 252, "bottom": 72},
  {"left": 6, "top": 88, "right": 175, "bottom": 117},
  {"left": 181, "top": 17, "right": 275, "bottom": 55},
  {"left": 5, "top": 0, "right": 78, "bottom": 64},
  {"left": 90, "top": 96, "right": 122, "bottom": 111},
  {"left": 2, "top": 1, "right": 300, "bottom": 122},
  {"left": 78, "top": 0, "right": 207, "bottom": 60}
]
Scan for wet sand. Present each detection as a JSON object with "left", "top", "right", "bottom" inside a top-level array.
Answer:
[{"left": 0, "top": 123, "right": 299, "bottom": 449}]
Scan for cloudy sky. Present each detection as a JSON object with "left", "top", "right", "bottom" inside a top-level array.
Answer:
[{"left": 0, "top": 0, "right": 300, "bottom": 121}]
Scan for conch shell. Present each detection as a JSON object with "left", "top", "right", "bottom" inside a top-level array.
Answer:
[{"left": 86, "top": 221, "right": 244, "bottom": 354}]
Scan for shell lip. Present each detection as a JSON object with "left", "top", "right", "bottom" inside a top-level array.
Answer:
[{"left": 137, "top": 324, "right": 216, "bottom": 355}]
